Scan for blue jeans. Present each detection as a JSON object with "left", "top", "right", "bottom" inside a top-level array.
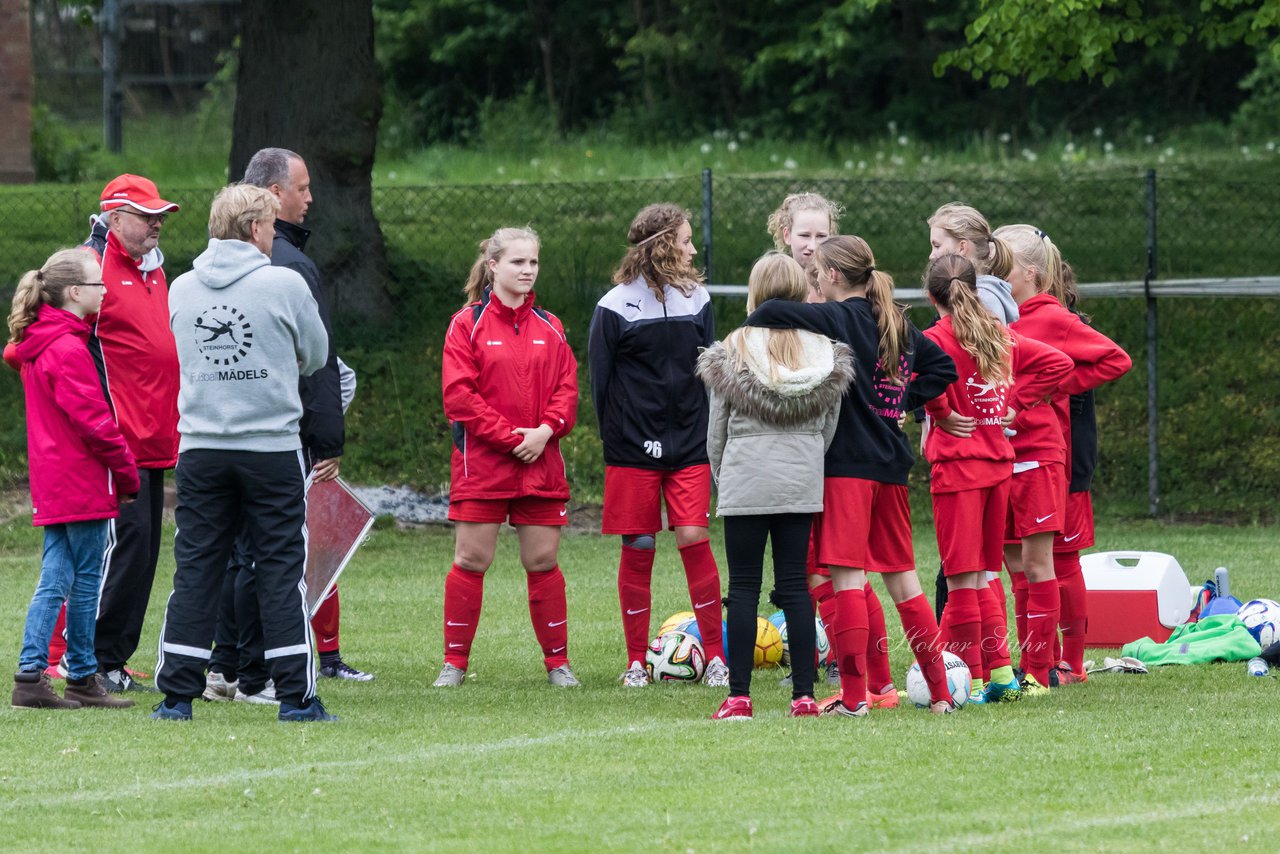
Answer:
[{"left": 18, "top": 521, "right": 108, "bottom": 679}]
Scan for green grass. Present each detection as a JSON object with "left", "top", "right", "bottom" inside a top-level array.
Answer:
[{"left": 2, "top": 517, "right": 1279, "bottom": 851}]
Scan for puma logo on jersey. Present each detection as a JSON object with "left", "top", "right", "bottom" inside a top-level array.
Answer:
[{"left": 624, "top": 301, "right": 642, "bottom": 312}]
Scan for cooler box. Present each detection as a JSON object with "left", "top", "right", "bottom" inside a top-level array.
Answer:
[{"left": 1081, "top": 551, "right": 1191, "bottom": 647}]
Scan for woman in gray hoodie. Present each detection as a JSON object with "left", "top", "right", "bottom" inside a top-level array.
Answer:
[{"left": 697, "top": 253, "right": 854, "bottom": 720}]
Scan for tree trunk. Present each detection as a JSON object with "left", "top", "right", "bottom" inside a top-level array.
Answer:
[
  {"left": 229, "top": 0, "right": 393, "bottom": 326},
  {"left": 0, "top": 0, "right": 35, "bottom": 183}
]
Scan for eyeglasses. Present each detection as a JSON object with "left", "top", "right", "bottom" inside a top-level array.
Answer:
[
  {"left": 116, "top": 209, "right": 167, "bottom": 226},
  {"left": 77, "top": 281, "right": 107, "bottom": 288}
]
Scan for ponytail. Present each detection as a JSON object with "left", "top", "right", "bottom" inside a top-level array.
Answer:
[
  {"left": 8, "top": 248, "right": 88, "bottom": 343},
  {"left": 462, "top": 227, "right": 540, "bottom": 306},
  {"left": 925, "top": 254, "right": 1012, "bottom": 386},
  {"left": 814, "top": 235, "right": 908, "bottom": 383},
  {"left": 994, "top": 224, "right": 1064, "bottom": 301},
  {"left": 987, "top": 234, "right": 1014, "bottom": 281}
]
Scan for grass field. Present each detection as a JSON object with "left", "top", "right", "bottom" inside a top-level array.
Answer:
[{"left": 1, "top": 515, "right": 1278, "bottom": 852}]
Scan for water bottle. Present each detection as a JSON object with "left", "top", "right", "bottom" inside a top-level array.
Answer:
[{"left": 1247, "top": 657, "right": 1269, "bottom": 677}]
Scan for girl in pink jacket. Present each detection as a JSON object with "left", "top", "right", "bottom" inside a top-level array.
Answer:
[{"left": 8, "top": 248, "right": 139, "bottom": 711}]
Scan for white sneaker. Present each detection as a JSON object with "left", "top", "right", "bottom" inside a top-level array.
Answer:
[
  {"left": 703, "top": 657, "right": 729, "bottom": 688},
  {"left": 234, "top": 679, "right": 278, "bottom": 705},
  {"left": 619, "top": 661, "right": 649, "bottom": 688},
  {"left": 202, "top": 671, "right": 238, "bottom": 702},
  {"left": 433, "top": 663, "right": 466, "bottom": 687},
  {"left": 547, "top": 665, "right": 581, "bottom": 687}
]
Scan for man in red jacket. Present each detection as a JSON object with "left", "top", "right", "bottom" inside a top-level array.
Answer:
[{"left": 87, "top": 174, "right": 182, "bottom": 693}]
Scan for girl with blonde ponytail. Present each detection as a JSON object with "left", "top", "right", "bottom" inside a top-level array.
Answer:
[
  {"left": 921, "top": 254, "right": 1071, "bottom": 704},
  {"left": 993, "top": 224, "right": 1132, "bottom": 695},
  {"left": 747, "top": 235, "right": 960, "bottom": 715},
  {"left": 9, "top": 248, "right": 140, "bottom": 710},
  {"left": 928, "top": 202, "right": 1019, "bottom": 325}
]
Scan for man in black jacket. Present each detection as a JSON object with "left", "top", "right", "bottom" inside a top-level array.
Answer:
[{"left": 202, "top": 149, "right": 373, "bottom": 704}]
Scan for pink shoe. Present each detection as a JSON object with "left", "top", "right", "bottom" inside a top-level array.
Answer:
[
  {"left": 711, "top": 695, "right": 753, "bottom": 720},
  {"left": 790, "top": 696, "right": 820, "bottom": 717}
]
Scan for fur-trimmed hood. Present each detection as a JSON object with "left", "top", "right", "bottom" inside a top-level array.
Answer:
[{"left": 697, "top": 327, "right": 854, "bottom": 427}]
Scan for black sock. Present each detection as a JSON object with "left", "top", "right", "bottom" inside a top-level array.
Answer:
[{"left": 319, "top": 650, "right": 341, "bottom": 668}]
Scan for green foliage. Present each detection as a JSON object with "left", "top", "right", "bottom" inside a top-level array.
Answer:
[{"left": 30, "top": 105, "right": 97, "bottom": 183}]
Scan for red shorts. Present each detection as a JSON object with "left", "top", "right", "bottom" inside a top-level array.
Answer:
[
  {"left": 449, "top": 497, "right": 568, "bottom": 527},
  {"left": 933, "top": 479, "right": 1010, "bottom": 576},
  {"left": 601, "top": 465, "right": 712, "bottom": 534},
  {"left": 817, "top": 478, "right": 914, "bottom": 573},
  {"left": 1004, "top": 462, "right": 1066, "bottom": 541},
  {"left": 806, "top": 514, "right": 829, "bottom": 579},
  {"left": 1054, "top": 490, "right": 1095, "bottom": 552}
]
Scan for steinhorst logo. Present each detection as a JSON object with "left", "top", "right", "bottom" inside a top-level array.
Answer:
[{"left": 195, "top": 306, "right": 253, "bottom": 366}]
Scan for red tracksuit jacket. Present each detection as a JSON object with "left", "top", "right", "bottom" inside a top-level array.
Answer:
[
  {"left": 1008, "top": 294, "right": 1132, "bottom": 466},
  {"left": 17, "top": 304, "right": 140, "bottom": 526},
  {"left": 923, "top": 318, "right": 1074, "bottom": 492},
  {"left": 442, "top": 289, "right": 578, "bottom": 502}
]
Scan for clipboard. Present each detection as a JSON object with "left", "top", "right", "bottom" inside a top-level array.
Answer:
[{"left": 304, "top": 477, "right": 375, "bottom": 618}]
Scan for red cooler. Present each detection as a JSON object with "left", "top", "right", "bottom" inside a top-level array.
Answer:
[{"left": 1081, "top": 551, "right": 1192, "bottom": 647}]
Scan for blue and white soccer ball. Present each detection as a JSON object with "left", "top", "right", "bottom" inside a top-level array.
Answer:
[
  {"left": 1236, "top": 598, "right": 1280, "bottom": 648},
  {"left": 769, "top": 611, "right": 831, "bottom": 668},
  {"left": 645, "top": 631, "right": 706, "bottom": 682},
  {"left": 905, "top": 651, "right": 971, "bottom": 709}
]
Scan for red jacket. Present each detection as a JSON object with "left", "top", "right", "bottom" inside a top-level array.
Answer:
[
  {"left": 92, "top": 231, "right": 181, "bottom": 468},
  {"left": 16, "top": 305, "right": 140, "bottom": 526},
  {"left": 442, "top": 289, "right": 578, "bottom": 502},
  {"left": 1008, "top": 294, "right": 1132, "bottom": 465}
]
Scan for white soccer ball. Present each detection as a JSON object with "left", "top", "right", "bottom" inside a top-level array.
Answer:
[
  {"left": 905, "top": 651, "right": 971, "bottom": 709},
  {"left": 771, "top": 611, "right": 830, "bottom": 668},
  {"left": 1236, "top": 598, "right": 1280, "bottom": 648},
  {"left": 645, "top": 631, "right": 706, "bottom": 682}
]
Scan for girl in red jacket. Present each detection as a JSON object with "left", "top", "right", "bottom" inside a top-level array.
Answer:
[
  {"left": 921, "top": 254, "right": 1071, "bottom": 702},
  {"left": 434, "top": 228, "right": 581, "bottom": 689},
  {"left": 8, "top": 248, "right": 139, "bottom": 711},
  {"left": 992, "top": 225, "right": 1132, "bottom": 695}
]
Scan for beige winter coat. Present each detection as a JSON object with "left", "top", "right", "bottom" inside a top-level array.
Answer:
[{"left": 696, "top": 327, "right": 854, "bottom": 516}]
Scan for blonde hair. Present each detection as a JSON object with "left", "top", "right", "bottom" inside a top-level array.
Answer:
[
  {"left": 928, "top": 202, "right": 1013, "bottom": 279},
  {"left": 813, "top": 235, "right": 909, "bottom": 384},
  {"left": 612, "top": 203, "right": 703, "bottom": 301},
  {"left": 463, "top": 226, "right": 540, "bottom": 305},
  {"left": 994, "top": 224, "right": 1065, "bottom": 303},
  {"left": 8, "top": 248, "right": 91, "bottom": 343},
  {"left": 208, "top": 183, "right": 280, "bottom": 241},
  {"left": 766, "top": 192, "right": 843, "bottom": 252},
  {"left": 924, "top": 254, "right": 1012, "bottom": 386},
  {"left": 725, "top": 253, "right": 811, "bottom": 383}
]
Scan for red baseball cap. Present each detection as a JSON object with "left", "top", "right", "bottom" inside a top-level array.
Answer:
[{"left": 99, "top": 174, "right": 180, "bottom": 215}]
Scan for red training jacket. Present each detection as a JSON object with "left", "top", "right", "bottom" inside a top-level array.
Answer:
[
  {"left": 16, "top": 305, "right": 140, "bottom": 526},
  {"left": 1008, "top": 293, "right": 1133, "bottom": 466},
  {"left": 93, "top": 231, "right": 181, "bottom": 468},
  {"left": 442, "top": 289, "right": 578, "bottom": 502},
  {"left": 924, "top": 318, "right": 1073, "bottom": 492}
]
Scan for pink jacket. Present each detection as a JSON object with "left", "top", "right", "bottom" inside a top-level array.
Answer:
[{"left": 15, "top": 304, "right": 139, "bottom": 526}]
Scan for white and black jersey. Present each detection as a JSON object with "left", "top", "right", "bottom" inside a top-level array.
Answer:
[{"left": 589, "top": 277, "right": 715, "bottom": 470}]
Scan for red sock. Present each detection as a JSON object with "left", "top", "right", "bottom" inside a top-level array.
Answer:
[
  {"left": 865, "top": 584, "right": 893, "bottom": 693},
  {"left": 978, "top": 581, "right": 1011, "bottom": 675},
  {"left": 1009, "top": 571, "right": 1030, "bottom": 656},
  {"left": 811, "top": 579, "right": 838, "bottom": 663},
  {"left": 1055, "top": 551, "right": 1087, "bottom": 673},
  {"left": 527, "top": 566, "right": 569, "bottom": 669},
  {"left": 833, "top": 587, "right": 868, "bottom": 708},
  {"left": 942, "top": 587, "right": 982, "bottom": 681},
  {"left": 897, "top": 594, "right": 949, "bottom": 705},
  {"left": 989, "top": 574, "right": 1008, "bottom": 623},
  {"left": 47, "top": 602, "right": 68, "bottom": 667},
  {"left": 443, "top": 564, "right": 485, "bottom": 669},
  {"left": 618, "top": 545, "right": 655, "bottom": 667},
  {"left": 679, "top": 538, "right": 725, "bottom": 663},
  {"left": 1022, "top": 579, "right": 1061, "bottom": 686},
  {"left": 937, "top": 598, "right": 952, "bottom": 646},
  {"left": 311, "top": 586, "right": 341, "bottom": 654}
]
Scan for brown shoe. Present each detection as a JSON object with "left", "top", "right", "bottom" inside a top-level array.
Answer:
[
  {"left": 12, "top": 670, "right": 82, "bottom": 709},
  {"left": 64, "top": 673, "right": 136, "bottom": 709}
]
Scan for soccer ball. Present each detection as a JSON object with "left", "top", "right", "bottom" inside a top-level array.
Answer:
[
  {"left": 767, "top": 610, "right": 788, "bottom": 664},
  {"left": 769, "top": 611, "right": 830, "bottom": 668},
  {"left": 755, "top": 616, "right": 784, "bottom": 669},
  {"left": 645, "top": 631, "right": 706, "bottom": 682},
  {"left": 905, "top": 651, "right": 971, "bottom": 709},
  {"left": 1236, "top": 598, "right": 1280, "bottom": 648},
  {"left": 658, "top": 611, "right": 696, "bottom": 637}
]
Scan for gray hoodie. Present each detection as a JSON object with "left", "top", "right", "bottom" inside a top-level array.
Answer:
[
  {"left": 169, "top": 238, "right": 327, "bottom": 453},
  {"left": 977, "top": 274, "right": 1019, "bottom": 325}
]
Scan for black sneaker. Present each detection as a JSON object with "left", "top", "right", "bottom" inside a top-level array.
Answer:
[
  {"left": 103, "top": 668, "right": 157, "bottom": 694},
  {"left": 318, "top": 658, "right": 375, "bottom": 682},
  {"left": 278, "top": 696, "right": 338, "bottom": 723}
]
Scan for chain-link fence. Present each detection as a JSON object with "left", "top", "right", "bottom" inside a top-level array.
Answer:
[{"left": 0, "top": 171, "right": 1275, "bottom": 517}]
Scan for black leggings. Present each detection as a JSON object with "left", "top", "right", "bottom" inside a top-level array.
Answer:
[{"left": 723, "top": 513, "right": 816, "bottom": 699}]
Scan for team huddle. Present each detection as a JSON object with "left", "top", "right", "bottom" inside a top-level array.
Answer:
[{"left": 440, "top": 194, "right": 1130, "bottom": 719}]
